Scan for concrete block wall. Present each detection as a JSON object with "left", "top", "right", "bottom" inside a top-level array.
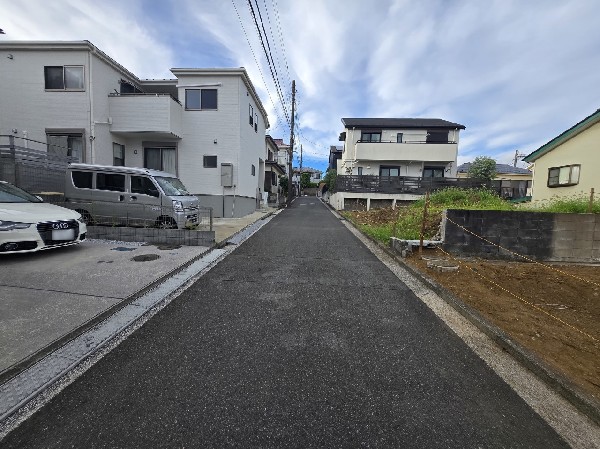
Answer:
[
  {"left": 443, "top": 209, "right": 600, "bottom": 263},
  {"left": 87, "top": 226, "right": 215, "bottom": 247}
]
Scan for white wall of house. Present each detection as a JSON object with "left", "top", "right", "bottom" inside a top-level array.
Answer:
[{"left": 0, "top": 47, "right": 91, "bottom": 156}]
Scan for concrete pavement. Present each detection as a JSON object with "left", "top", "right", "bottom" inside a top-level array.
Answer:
[
  {"left": 0, "top": 198, "right": 581, "bottom": 448},
  {"left": 0, "top": 207, "right": 277, "bottom": 381}
]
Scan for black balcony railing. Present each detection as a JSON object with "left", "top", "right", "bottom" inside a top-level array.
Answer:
[{"left": 335, "top": 175, "right": 501, "bottom": 195}]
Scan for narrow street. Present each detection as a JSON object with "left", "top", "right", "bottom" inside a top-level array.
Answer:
[{"left": 2, "top": 197, "right": 568, "bottom": 448}]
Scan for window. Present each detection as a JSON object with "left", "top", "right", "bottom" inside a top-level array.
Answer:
[
  {"left": 361, "top": 132, "right": 381, "bottom": 142},
  {"left": 203, "top": 155, "right": 218, "bottom": 168},
  {"left": 96, "top": 173, "right": 125, "bottom": 192},
  {"left": 131, "top": 176, "right": 159, "bottom": 197},
  {"left": 44, "top": 66, "right": 84, "bottom": 90},
  {"left": 423, "top": 167, "right": 444, "bottom": 178},
  {"left": 357, "top": 167, "right": 363, "bottom": 176},
  {"left": 144, "top": 147, "right": 176, "bottom": 174},
  {"left": 380, "top": 166, "right": 400, "bottom": 177},
  {"left": 271, "top": 172, "right": 276, "bottom": 185},
  {"left": 113, "top": 143, "right": 125, "bottom": 166},
  {"left": 72, "top": 171, "right": 92, "bottom": 189},
  {"left": 255, "top": 114, "right": 258, "bottom": 132},
  {"left": 548, "top": 164, "right": 580, "bottom": 187},
  {"left": 47, "top": 133, "right": 83, "bottom": 161},
  {"left": 396, "top": 133, "right": 403, "bottom": 143},
  {"left": 426, "top": 130, "right": 449, "bottom": 143},
  {"left": 119, "top": 79, "right": 143, "bottom": 94},
  {"left": 185, "top": 89, "right": 218, "bottom": 110},
  {"left": 251, "top": 164, "right": 256, "bottom": 176},
  {"left": 249, "top": 105, "right": 254, "bottom": 125}
]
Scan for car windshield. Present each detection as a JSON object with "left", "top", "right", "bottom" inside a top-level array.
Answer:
[
  {"left": 0, "top": 182, "right": 43, "bottom": 203},
  {"left": 155, "top": 176, "right": 190, "bottom": 196}
]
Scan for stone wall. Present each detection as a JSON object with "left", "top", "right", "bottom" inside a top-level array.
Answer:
[
  {"left": 442, "top": 209, "right": 600, "bottom": 263},
  {"left": 87, "top": 226, "right": 215, "bottom": 247}
]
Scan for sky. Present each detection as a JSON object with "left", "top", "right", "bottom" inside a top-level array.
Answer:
[{"left": 1, "top": 0, "right": 599, "bottom": 175}]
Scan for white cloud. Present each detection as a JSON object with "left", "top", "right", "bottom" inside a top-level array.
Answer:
[
  {"left": 2, "top": 0, "right": 599, "bottom": 174},
  {"left": 0, "top": 0, "right": 175, "bottom": 78}
]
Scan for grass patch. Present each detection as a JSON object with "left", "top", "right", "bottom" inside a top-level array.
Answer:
[{"left": 343, "top": 188, "right": 600, "bottom": 245}]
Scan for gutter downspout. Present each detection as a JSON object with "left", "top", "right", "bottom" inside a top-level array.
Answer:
[{"left": 88, "top": 50, "right": 95, "bottom": 163}]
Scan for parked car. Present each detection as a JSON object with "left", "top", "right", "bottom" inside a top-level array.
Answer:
[
  {"left": 64, "top": 164, "right": 200, "bottom": 228},
  {"left": 0, "top": 181, "right": 87, "bottom": 254}
]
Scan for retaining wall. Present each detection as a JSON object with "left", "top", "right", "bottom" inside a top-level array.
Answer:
[
  {"left": 443, "top": 209, "right": 600, "bottom": 263},
  {"left": 87, "top": 226, "right": 215, "bottom": 247}
]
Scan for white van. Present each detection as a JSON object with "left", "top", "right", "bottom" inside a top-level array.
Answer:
[{"left": 65, "top": 164, "right": 200, "bottom": 229}]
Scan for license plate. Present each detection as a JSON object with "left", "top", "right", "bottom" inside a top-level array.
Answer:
[{"left": 52, "top": 229, "right": 75, "bottom": 240}]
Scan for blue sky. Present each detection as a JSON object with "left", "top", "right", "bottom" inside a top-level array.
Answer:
[{"left": 2, "top": 0, "right": 599, "bottom": 175}]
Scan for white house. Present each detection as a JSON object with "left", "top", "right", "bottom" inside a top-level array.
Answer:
[
  {"left": 330, "top": 117, "right": 465, "bottom": 210},
  {"left": 0, "top": 40, "right": 269, "bottom": 217}
]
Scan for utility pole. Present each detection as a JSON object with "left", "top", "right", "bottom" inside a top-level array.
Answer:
[
  {"left": 513, "top": 149, "right": 526, "bottom": 167},
  {"left": 287, "top": 80, "right": 295, "bottom": 206},
  {"left": 299, "top": 144, "right": 303, "bottom": 197}
]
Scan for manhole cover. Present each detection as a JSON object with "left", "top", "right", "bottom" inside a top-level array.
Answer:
[{"left": 131, "top": 254, "right": 160, "bottom": 262}]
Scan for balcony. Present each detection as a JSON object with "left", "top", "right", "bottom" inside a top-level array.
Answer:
[
  {"left": 354, "top": 141, "right": 457, "bottom": 162},
  {"left": 108, "top": 93, "right": 182, "bottom": 138},
  {"left": 336, "top": 175, "right": 501, "bottom": 195}
]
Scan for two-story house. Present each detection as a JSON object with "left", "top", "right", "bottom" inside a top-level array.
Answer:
[
  {"left": 330, "top": 118, "right": 465, "bottom": 210},
  {"left": 0, "top": 40, "right": 269, "bottom": 217},
  {"left": 523, "top": 108, "right": 600, "bottom": 203},
  {"left": 265, "top": 135, "right": 286, "bottom": 205}
]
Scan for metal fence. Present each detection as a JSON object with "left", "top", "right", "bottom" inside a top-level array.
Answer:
[
  {"left": 0, "top": 135, "right": 76, "bottom": 195},
  {"left": 335, "top": 175, "right": 502, "bottom": 195}
]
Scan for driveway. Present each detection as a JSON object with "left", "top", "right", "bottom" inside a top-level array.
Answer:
[{"left": 0, "top": 240, "right": 209, "bottom": 375}]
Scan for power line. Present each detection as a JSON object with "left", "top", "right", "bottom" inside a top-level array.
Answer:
[
  {"left": 247, "top": 0, "right": 291, "bottom": 126},
  {"left": 230, "top": 0, "right": 287, "bottom": 131}
]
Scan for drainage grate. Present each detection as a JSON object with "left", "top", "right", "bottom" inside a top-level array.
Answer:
[{"left": 131, "top": 254, "right": 160, "bottom": 262}]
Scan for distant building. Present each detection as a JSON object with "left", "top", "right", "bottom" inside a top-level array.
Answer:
[
  {"left": 330, "top": 117, "right": 465, "bottom": 210},
  {"left": 457, "top": 162, "right": 532, "bottom": 199},
  {"left": 328, "top": 145, "right": 343, "bottom": 171}
]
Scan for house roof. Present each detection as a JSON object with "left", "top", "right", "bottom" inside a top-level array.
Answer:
[
  {"left": 341, "top": 118, "right": 466, "bottom": 130},
  {"left": 457, "top": 162, "right": 531, "bottom": 175},
  {"left": 523, "top": 108, "right": 600, "bottom": 162}
]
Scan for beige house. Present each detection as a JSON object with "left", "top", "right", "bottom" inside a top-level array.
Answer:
[{"left": 523, "top": 109, "right": 600, "bottom": 202}]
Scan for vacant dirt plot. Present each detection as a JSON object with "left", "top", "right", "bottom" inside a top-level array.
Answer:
[{"left": 406, "top": 248, "right": 600, "bottom": 401}]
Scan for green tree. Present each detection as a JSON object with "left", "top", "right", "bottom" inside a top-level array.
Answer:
[
  {"left": 301, "top": 172, "right": 311, "bottom": 188},
  {"left": 323, "top": 169, "right": 337, "bottom": 192},
  {"left": 279, "top": 176, "right": 288, "bottom": 195},
  {"left": 468, "top": 156, "right": 497, "bottom": 180}
]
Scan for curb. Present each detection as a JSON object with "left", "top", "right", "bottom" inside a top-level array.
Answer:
[{"left": 331, "top": 202, "right": 600, "bottom": 427}]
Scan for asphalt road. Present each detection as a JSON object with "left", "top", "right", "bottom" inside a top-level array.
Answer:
[{"left": 2, "top": 197, "right": 568, "bottom": 448}]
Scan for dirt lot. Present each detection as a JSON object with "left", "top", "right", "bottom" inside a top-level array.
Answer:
[
  {"left": 405, "top": 248, "right": 600, "bottom": 402},
  {"left": 344, "top": 207, "right": 600, "bottom": 403}
]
